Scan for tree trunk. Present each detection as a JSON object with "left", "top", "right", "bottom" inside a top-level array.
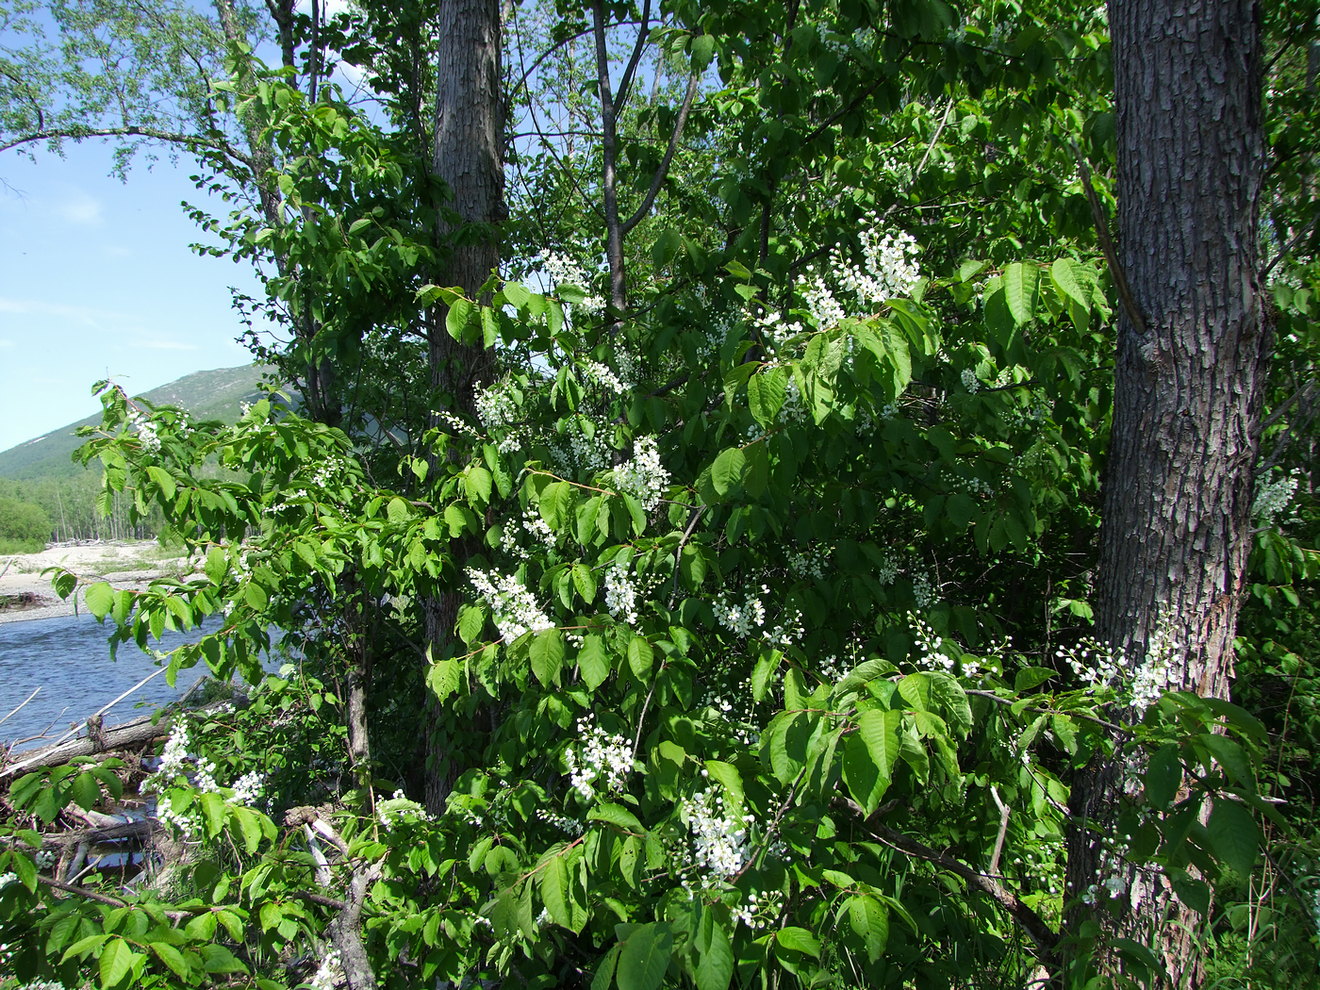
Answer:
[
  {"left": 423, "top": 0, "right": 503, "bottom": 815},
  {"left": 1065, "top": 0, "right": 1267, "bottom": 985}
]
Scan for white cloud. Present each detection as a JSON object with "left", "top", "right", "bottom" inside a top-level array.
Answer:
[{"left": 55, "top": 190, "right": 104, "bottom": 225}]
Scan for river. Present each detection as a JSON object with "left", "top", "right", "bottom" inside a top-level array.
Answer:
[{"left": 0, "top": 613, "right": 227, "bottom": 749}]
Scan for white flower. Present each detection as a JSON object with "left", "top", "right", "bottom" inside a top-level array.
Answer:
[
  {"left": 564, "top": 717, "right": 635, "bottom": 801},
  {"left": 605, "top": 561, "right": 639, "bottom": 625},
  {"left": 613, "top": 435, "right": 670, "bottom": 513},
  {"left": 680, "top": 788, "right": 750, "bottom": 885},
  {"left": 231, "top": 771, "right": 264, "bottom": 806},
  {"left": 467, "top": 568, "right": 554, "bottom": 642}
]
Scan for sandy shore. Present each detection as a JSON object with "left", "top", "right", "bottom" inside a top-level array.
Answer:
[{"left": 0, "top": 542, "right": 188, "bottom": 625}]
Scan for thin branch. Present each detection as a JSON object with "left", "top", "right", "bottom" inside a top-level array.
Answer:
[
  {"left": 1263, "top": 216, "right": 1319, "bottom": 281},
  {"left": 620, "top": 70, "right": 699, "bottom": 236},
  {"left": 613, "top": 0, "right": 653, "bottom": 114},
  {"left": 834, "top": 795, "right": 1060, "bottom": 960},
  {"left": 0, "top": 126, "right": 254, "bottom": 172},
  {"left": 1067, "top": 138, "right": 1146, "bottom": 336}
]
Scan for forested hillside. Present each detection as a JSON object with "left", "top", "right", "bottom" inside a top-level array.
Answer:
[
  {"left": 0, "top": 2, "right": 1316, "bottom": 989},
  {"left": 0, "top": 364, "right": 275, "bottom": 544}
]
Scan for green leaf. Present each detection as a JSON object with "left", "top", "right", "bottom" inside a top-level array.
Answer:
[
  {"left": 145, "top": 465, "right": 176, "bottom": 501},
  {"left": 572, "top": 562, "right": 598, "bottom": 604},
  {"left": 457, "top": 604, "right": 485, "bottom": 645},
  {"left": 98, "top": 938, "right": 135, "bottom": 989},
  {"left": 85, "top": 581, "right": 115, "bottom": 620},
  {"left": 616, "top": 922, "right": 673, "bottom": 990},
  {"left": 577, "top": 634, "right": 611, "bottom": 690},
  {"left": 775, "top": 926, "right": 821, "bottom": 957},
  {"left": 842, "top": 730, "right": 888, "bottom": 816},
  {"left": 540, "top": 481, "right": 573, "bottom": 528},
  {"left": 627, "top": 634, "right": 654, "bottom": 678},
  {"left": 711, "top": 447, "right": 747, "bottom": 496},
  {"left": 690, "top": 33, "right": 716, "bottom": 71},
  {"left": 150, "top": 942, "right": 191, "bottom": 982},
  {"left": 531, "top": 628, "right": 565, "bottom": 686},
  {"left": 198, "top": 944, "right": 247, "bottom": 974},
  {"left": 748, "top": 368, "right": 787, "bottom": 428},
  {"left": 845, "top": 894, "right": 889, "bottom": 962},
  {"left": 1002, "top": 262, "right": 1038, "bottom": 326},
  {"left": 694, "top": 908, "right": 734, "bottom": 990},
  {"left": 1144, "top": 744, "right": 1181, "bottom": 809},
  {"left": 539, "top": 854, "right": 572, "bottom": 929},
  {"left": 446, "top": 296, "right": 475, "bottom": 341},
  {"left": 1206, "top": 800, "right": 1259, "bottom": 876},
  {"left": 588, "top": 803, "right": 644, "bottom": 831},
  {"left": 1050, "top": 257, "right": 1090, "bottom": 311},
  {"left": 465, "top": 466, "right": 493, "bottom": 507},
  {"left": 427, "top": 658, "right": 464, "bottom": 701},
  {"left": 70, "top": 771, "right": 101, "bottom": 812}
]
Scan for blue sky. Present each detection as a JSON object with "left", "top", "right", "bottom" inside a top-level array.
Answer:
[{"left": 0, "top": 138, "right": 261, "bottom": 454}]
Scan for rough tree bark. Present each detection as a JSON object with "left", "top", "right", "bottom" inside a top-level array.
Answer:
[
  {"left": 1065, "top": 0, "right": 1267, "bottom": 985},
  {"left": 422, "top": 0, "right": 503, "bottom": 815}
]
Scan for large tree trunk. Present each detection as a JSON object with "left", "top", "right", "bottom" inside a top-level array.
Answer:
[
  {"left": 1065, "top": 0, "right": 1267, "bottom": 985},
  {"left": 423, "top": 0, "right": 503, "bottom": 815}
]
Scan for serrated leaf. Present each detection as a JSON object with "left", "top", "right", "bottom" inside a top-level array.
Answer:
[
  {"left": 627, "top": 635, "right": 654, "bottom": 678},
  {"left": 846, "top": 894, "right": 889, "bottom": 962},
  {"left": 98, "top": 938, "right": 134, "bottom": 989},
  {"left": 711, "top": 447, "right": 747, "bottom": 496},
  {"left": 1051, "top": 257, "right": 1090, "bottom": 311},
  {"left": 616, "top": 922, "right": 673, "bottom": 990},
  {"left": 1206, "top": 800, "right": 1259, "bottom": 877},
  {"left": 150, "top": 942, "right": 191, "bottom": 982},
  {"left": 85, "top": 581, "right": 114, "bottom": 620},
  {"left": 530, "top": 628, "right": 565, "bottom": 686},
  {"left": 539, "top": 854, "right": 572, "bottom": 929},
  {"left": 577, "top": 634, "right": 611, "bottom": 690},
  {"left": 572, "top": 562, "right": 598, "bottom": 604},
  {"left": 695, "top": 908, "right": 734, "bottom": 990},
  {"left": 1145, "top": 744, "right": 1181, "bottom": 809},
  {"left": 748, "top": 368, "right": 787, "bottom": 428},
  {"left": 427, "top": 657, "right": 463, "bottom": 701},
  {"left": 1002, "top": 262, "right": 1038, "bottom": 326},
  {"left": 775, "top": 926, "right": 821, "bottom": 957}
]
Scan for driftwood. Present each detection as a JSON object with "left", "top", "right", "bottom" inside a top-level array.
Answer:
[{"left": 1, "top": 713, "right": 169, "bottom": 778}]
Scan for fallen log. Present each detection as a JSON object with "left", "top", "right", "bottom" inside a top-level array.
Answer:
[{"left": 1, "top": 714, "right": 169, "bottom": 778}]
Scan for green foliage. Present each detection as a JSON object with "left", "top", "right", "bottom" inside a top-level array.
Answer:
[
  {"left": 0, "top": 496, "right": 51, "bottom": 552},
  {"left": 2, "top": 1, "right": 1316, "bottom": 989}
]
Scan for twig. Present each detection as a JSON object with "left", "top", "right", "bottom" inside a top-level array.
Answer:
[
  {"left": 0, "top": 687, "right": 40, "bottom": 728},
  {"left": 834, "top": 795, "right": 1059, "bottom": 960},
  {"left": 1067, "top": 138, "right": 1146, "bottom": 336},
  {"left": 988, "top": 785, "right": 1011, "bottom": 875}
]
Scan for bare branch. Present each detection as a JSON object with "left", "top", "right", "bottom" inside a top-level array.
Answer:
[{"left": 620, "top": 70, "right": 699, "bottom": 237}]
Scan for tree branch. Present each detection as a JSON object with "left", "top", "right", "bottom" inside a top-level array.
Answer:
[
  {"left": 613, "top": 0, "right": 653, "bottom": 114},
  {"left": 620, "top": 70, "right": 699, "bottom": 236},
  {"left": 834, "top": 795, "right": 1060, "bottom": 962},
  {"left": 0, "top": 126, "right": 254, "bottom": 172}
]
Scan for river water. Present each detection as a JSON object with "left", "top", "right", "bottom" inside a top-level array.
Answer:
[{"left": 0, "top": 613, "right": 222, "bottom": 749}]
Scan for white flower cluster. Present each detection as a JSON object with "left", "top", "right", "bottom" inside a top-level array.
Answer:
[
  {"left": 764, "top": 608, "right": 804, "bottom": 649},
  {"left": 1132, "top": 618, "right": 1182, "bottom": 712},
  {"left": 146, "top": 722, "right": 265, "bottom": 815},
  {"left": 309, "top": 454, "right": 351, "bottom": 488},
  {"left": 679, "top": 787, "right": 750, "bottom": 886},
  {"left": 127, "top": 407, "right": 162, "bottom": 453},
  {"left": 536, "top": 249, "right": 605, "bottom": 315},
  {"left": 499, "top": 508, "right": 558, "bottom": 560},
  {"left": 800, "top": 272, "right": 847, "bottom": 329},
  {"left": 732, "top": 887, "right": 786, "bottom": 930},
  {"left": 755, "top": 310, "right": 807, "bottom": 354},
  {"left": 912, "top": 570, "right": 938, "bottom": 609},
  {"left": 836, "top": 227, "right": 922, "bottom": 308},
  {"left": 467, "top": 568, "right": 554, "bottom": 642},
  {"left": 613, "top": 435, "right": 670, "bottom": 512},
  {"left": 550, "top": 416, "right": 611, "bottom": 475},
  {"left": 961, "top": 367, "right": 982, "bottom": 393},
  {"left": 377, "top": 790, "right": 435, "bottom": 827},
  {"left": 34, "top": 849, "right": 55, "bottom": 869},
  {"left": 604, "top": 561, "right": 639, "bottom": 625},
  {"left": 564, "top": 717, "right": 635, "bottom": 801},
  {"left": 1252, "top": 469, "right": 1301, "bottom": 525},
  {"left": 536, "top": 808, "right": 584, "bottom": 837},
  {"left": 582, "top": 360, "right": 629, "bottom": 395},
  {"left": 1057, "top": 637, "right": 1124, "bottom": 692},
  {"left": 308, "top": 948, "right": 343, "bottom": 990},
  {"left": 714, "top": 586, "right": 767, "bottom": 637},
  {"left": 475, "top": 379, "right": 519, "bottom": 430},
  {"left": 786, "top": 547, "right": 829, "bottom": 581},
  {"left": 910, "top": 613, "right": 954, "bottom": 672}
]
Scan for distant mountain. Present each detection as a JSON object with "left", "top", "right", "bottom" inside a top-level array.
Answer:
[{"left": 0, "top": 364, "right": 277, "bottom": 481}]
